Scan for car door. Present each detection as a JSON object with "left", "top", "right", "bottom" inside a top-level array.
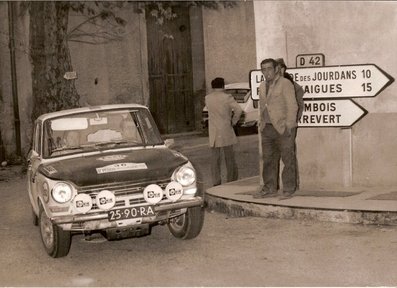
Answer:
[
  {"left": 27, "top": 121, "right": 43, "bottom": 212},
  {"left": 244, "top": 91, "right": 258, "bottom": 125}
]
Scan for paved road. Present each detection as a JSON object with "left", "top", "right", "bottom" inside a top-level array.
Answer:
[
  {"left": 173, "top": 133, "right": 260, "bottom": 190},
  {"left": 1, "top": 134, "right": 396, "bottom": 286}
]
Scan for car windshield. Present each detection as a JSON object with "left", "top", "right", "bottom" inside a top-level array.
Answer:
[
  {"left": 226, "top": 88, "right": 250, "bottom": 103},
  {"left": 42, "top": 108, "right": 163, "bottom": 158}
]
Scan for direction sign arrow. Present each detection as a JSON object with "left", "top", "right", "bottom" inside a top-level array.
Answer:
[
  {"left": 298, "top": 99, "right": 367, "bottom": 127},
  {"left": 250, "top": 64, "right": 394, "bottom": 100},
  {"left": 290, "top": 64, "right": 394, "bottom": 99}
]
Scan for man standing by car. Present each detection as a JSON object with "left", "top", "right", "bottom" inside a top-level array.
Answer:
[
  {"left": 254, "top": 58, "right": 298, "bottom": 200},
  {"left": 205, "top": 77, "right": 243, "bottom": 186}
]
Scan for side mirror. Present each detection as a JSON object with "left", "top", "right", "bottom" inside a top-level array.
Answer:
[
  {"left": 28, "top": 150, "right": 40, "bottom": 159},
  {"left": 164, "top": 138, "right": 175, "bottom": 149},
  {"left": 27, "top": 150, "right": 40, "bottom": 165}
]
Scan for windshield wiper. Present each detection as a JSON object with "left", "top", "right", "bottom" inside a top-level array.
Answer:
[
  {"left": 51, "top": 146, "right": 83, "bottom": 153},
  {"left": 94, "top": 140, "right": 129, "bottom": 147}
]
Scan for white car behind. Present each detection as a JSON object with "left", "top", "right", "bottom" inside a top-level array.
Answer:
[{"left": 202, "top": 82, "right": 258, "bottom": 132}]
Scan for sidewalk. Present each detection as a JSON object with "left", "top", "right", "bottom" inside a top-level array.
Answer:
[
  {"left": 206, "top": 176, "right": 397, "bottom": 225},
  {"left": 168, "top": 132, "right": 397, "bottom": 225}
]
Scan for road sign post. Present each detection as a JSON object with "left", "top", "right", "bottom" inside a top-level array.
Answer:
[
  {"left": 296, "top": 53, "right": 325, "bottom": 67},
  {"left": 289, "top": 64, "right": 394, "bottom": 99},
  {"left": 250, "top": 63, "right": 393, "bottom": 128},
  {"left": 250, "top": 64, "right": 394, "bottom": 100}
]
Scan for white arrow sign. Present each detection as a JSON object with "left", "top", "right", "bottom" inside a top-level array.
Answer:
[
  {"left": 250, "top": 64, "right": 394, "bottom": 100},
  {"left": 298, "top": 99, "right": 367, "bottom": 127}
]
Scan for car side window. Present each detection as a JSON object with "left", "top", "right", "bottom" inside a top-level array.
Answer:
[
  {"left": 136, "top": 110, "right": 163, "bottom": 145},
  {"left": 119, "top": 116, "right": 142, "bottom": 143}
]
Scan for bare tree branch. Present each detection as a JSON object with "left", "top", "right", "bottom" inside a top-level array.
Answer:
[{"left": 67, "top": 13, "right": 104, "bottom": 40}]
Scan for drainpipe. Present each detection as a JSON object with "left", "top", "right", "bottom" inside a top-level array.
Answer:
[{"left": 8, "top": 1, "right": 21, "bottom": 157}]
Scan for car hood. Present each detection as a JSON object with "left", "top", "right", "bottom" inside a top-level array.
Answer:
[{"left": 38, "top": 148, "right": 188, "bottom": 187}]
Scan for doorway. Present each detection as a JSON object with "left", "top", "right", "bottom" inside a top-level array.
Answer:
[{"left": 146, "top": 6, "right": 195, "bottom": 134}]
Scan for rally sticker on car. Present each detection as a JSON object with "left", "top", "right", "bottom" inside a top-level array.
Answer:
[{"left": 96, "top": 162, "right": 148, "bottom": 174}]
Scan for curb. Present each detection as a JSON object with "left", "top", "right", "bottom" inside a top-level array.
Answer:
[{"left": 205, "top": 194, "right": 397, "bottom": 226}]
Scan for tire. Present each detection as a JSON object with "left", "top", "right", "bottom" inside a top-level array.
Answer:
[
  {"left": 39, "top": 208, "right": 71, "bottom": 258},
  {"left": 32, "top": 206, "right": 38, "bottom": 226},
  {"left": 202, "top": 126, "right": 209, "bottom": 136},
  {"left": 168, "top": 206, "right": 205, "bottom": 239},
  {"left": 233, "top": 126, "right": 240, "bottom": 136}
]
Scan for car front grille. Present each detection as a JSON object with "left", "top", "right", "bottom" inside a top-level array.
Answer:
[{"left": 77, "top": 179, "right": 170, "bottom": 212}]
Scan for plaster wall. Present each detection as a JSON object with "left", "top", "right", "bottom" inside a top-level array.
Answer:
[
  {"left": 68, "top": 7, "right": 149, "bottom": 107},
  {"left": 202, "top": 2, "right": 256, "bottom": 92},
  {"left": 352, "top": 113, "right": 397, "bottom": 187},
  {"left": 253, "top": 1, "right": 397, "bottom": 187}
]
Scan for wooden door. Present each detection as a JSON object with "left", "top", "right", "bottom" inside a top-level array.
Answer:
[{"left": 146, "top": 6, "right": 195, "bottom": 134}]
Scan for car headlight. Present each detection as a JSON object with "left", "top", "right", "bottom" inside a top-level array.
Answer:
[
  {"left": 52, "top": 182, "right": 73, "bottom": 203},
  {"left": 175, "top": 165, "right": 196, "bottom": 187}
]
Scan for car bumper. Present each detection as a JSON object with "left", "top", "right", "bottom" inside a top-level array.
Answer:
[
  {"left": 239, "top": 120, "right": 257, "bottom": 128},
  {"left": 52, "top": 196, "right": 204, "bottom": 225}
]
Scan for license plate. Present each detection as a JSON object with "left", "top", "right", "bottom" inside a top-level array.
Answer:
[{"left": 108, "top": 205, "right": 155, "bottom": 222}]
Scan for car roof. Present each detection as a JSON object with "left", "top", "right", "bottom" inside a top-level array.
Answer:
[
  {"left": 225, "top": 82, "right": 250, "bottom": 90},
  {"left": 36, "top": 103, "right": 148, "bottom": 122}
]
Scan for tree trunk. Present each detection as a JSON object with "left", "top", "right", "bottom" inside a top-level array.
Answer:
[{"left": 30, "top": 2, "right": 80, "bottom": 121}]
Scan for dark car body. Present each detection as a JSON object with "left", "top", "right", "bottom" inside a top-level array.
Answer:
[{"left": 28, "top": 104, "right": 204, "bottom": 257}]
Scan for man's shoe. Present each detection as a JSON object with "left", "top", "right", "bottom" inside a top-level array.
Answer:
[
  {"left": 253, "top": 188, "right": 277, "bottom": 199},
  {"left": 252, "top": 192, "right": 266, "bottom": 199},
  {"left": 279, "top": 192, "right": 294, "bottom": 200},
  {"left": 262, "top": 191, "right": 278, "bottom": 198}
]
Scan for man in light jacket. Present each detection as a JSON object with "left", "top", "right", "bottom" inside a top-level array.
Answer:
[
  {"left": 205, "top": 77, "right": 243, "bottom": 186},
  {"left": 254, "top": 58, "right": 298, "bottom": 200}
]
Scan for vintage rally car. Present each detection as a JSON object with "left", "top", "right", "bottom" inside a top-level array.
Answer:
[{"left": 27, "top": 104, "right": 205, "bottom": 258}]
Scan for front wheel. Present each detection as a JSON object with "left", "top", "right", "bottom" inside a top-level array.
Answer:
[
  {"left": 168, "top": 206, "right": 205, "bottom": 239},
  {"left": 39, "top": 208, "right": 71, "bottom": 258},
  {"left": 233, "top": 126, "right": 240, "bottom": 136},
  {"left": 32, "top": 206, "right": 38, "bottom": 226}
]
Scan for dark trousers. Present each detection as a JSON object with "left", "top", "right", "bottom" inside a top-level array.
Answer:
[
  {"left": 210, "top": 145, "right": 238, "bottom": 186},
  {"left": 261, "top": 124, "right": 297, "bottom": 193}
]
